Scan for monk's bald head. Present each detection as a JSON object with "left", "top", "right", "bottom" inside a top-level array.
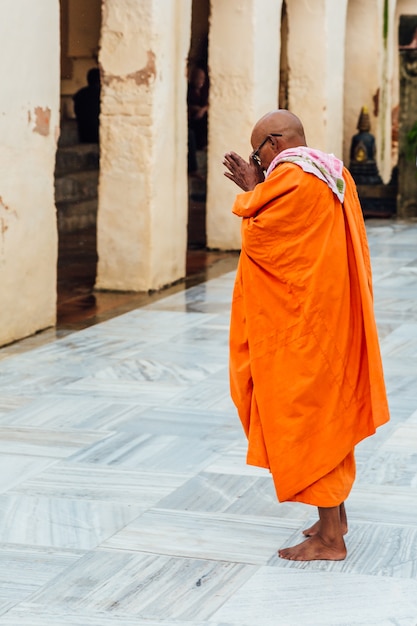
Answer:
[{"left": 250, "top": 110, "right": 307, "bottom": 169}]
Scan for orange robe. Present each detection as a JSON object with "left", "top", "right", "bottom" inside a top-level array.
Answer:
[{"left": 229, "top": 163, "right": 390, "bottom": 506}]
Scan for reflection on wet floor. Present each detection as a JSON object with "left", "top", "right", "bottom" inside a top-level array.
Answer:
[{"left": 57, "top": 227, "right": 239, "bottom": 331}]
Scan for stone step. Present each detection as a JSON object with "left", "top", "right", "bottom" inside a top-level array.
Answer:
[
  {"left": 56, "top": 198, "right": 97, "bottom": 233},
  {"left": 58, "top": 119, "right": 79, "bottom": 147},
  {"left": 55, "top": 170, "right": 99, "bottom": 204},
  {"left": 55, "top": 144, "right": 99, "bottom": 177}
]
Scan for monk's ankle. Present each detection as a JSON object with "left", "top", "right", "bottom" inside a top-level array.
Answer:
[{"left": 318, "top": 532, "right": 345, "bottom": 550}]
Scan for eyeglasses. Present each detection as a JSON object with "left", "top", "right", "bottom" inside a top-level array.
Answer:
[{"left": 251, "top": 133, "right": 283, "bottom": 166}]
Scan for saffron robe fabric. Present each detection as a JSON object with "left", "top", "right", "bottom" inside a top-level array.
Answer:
[{"left": 229, "top": 162, "right": 390, "bottom": 506}]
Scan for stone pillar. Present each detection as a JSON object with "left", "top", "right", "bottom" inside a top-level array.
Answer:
[
  {"left": 96, "top": 0, "right": 191, "bottom": 291},
  {"left": 206, "top": 0, "right": 281, "bottom": 250},
  {"left": 0, "top": 0, "right": 59, "bottom": 346},
  {"left": 286, "top": 0, "right": 347, "bottom": 155},
  {"left": 397, "top": 49, "right": 417, "bottom": 217}
]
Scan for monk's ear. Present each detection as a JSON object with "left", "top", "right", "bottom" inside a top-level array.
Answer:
[{"left": 270, "top": 135, "right": 281, "bottom": 152}]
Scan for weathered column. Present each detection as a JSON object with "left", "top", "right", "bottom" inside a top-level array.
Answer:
[
  {"left": 0, "top": 0, "right": 59, "bottom": 346},
  {"left": 397, "top": 49, "right": 417, "bottom": 217},
  {"left": 96, "top": 0, "right": 191, "bottom": 291},
  {"left": 286, "top": 0, "right": 347, "bottom": 155},
  {"left": 206, "top": 0, "right": 281, "bottom": 250}
]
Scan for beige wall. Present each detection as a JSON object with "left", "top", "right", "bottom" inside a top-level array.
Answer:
[
  {"left": 96, "top": 0, "right": 191, "bottom": 291},
  {"left": 206, "top": 0, "right": 281, "bottom": 250},
  {"left": 324, "top": 0, "right": 349, "bottom": 157},
  {"left": 285, "top": 0, "right": 348, "bottom": 156},
  {"left": 286, "top": 0, "right": 327, "bottom": 149},
  {"left": 0, "top": 0, "right": 59, "bottom": 346}
]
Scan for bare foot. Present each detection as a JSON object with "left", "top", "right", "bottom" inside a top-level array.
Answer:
[
  {"left": 302, "top": 519, "right": 348, "bottom": 537},
  {"left": 278, "top": 534, "right": 347, "bottom": 561}
]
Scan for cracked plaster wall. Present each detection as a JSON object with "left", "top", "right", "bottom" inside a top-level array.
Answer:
[
  {"left": 0, "top": 0, "right": 59, "bottom": 346},
  {"left": 96, "top": 0, "right": 191, "bottom": 291}
]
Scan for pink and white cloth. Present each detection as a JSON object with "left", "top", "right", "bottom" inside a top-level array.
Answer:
[{"left": 266, "top": 147, "right": 346, "bottom": 203}]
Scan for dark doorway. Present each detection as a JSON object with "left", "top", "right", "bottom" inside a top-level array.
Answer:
[
  {"left": 187, "top": 0, "right": 210, "bottom": 253},
  {"left": 56, "top": 0, "right": 101, "bottom": 323},
  {"left": 279, "top": 0, "right": 289, "bottom": 109}
]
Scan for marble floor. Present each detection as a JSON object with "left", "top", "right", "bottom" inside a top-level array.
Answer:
[{"left": 0, "top": 220, "right": 417, "bottom": 625}]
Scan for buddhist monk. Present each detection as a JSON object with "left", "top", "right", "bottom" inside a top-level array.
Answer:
[{"left": 223, "top": 110, "right": 390, "bottom": 561}]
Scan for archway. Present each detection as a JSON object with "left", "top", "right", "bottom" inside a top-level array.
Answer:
[
  {"left": 279, "top": 0, "right": 289, "bottom": 110},
  {"left": 56, "top": 0, "right": 101, "bottom": 323},
  {"left": 187, "top": 0, "right": 210, "bottom": 253}
]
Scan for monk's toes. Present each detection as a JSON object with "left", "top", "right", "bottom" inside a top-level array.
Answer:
[{"left": 278, "top": 549, "right": 292, "bottom": 560}]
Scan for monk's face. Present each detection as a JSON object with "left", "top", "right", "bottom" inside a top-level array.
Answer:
[
  {"left": 250, "top": 123, "right": 283, "bottom": 170},
  {"left": 250, "top": 110, "right": 307, "bottom": 170},
  {"left": 251, "top": 113, "right": 285, "bottom": 170}
]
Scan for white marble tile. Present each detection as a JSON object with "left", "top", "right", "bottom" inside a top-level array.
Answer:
[
  {"left": 109, "top": 342, "right": 228, "bottom": 371},
  {"left": 158, "top": 472, "right": 311, "bottom": 522},
  {"left": 369, "top": 242, "right": 417, "bottom": 260},
  {"left": 89, "top": 309, "right": 217, "bottom": 341},
  {"left": 70, "top": 431, "right": 224, "bottom": 473},
  {"left": 102, "top": 405, "right": 237, "bottom": 439},
  {"left": 0, "top": 395, "right": 137, "bottom": 430},
  {"left": 0, "top": 544, "right": 84, "bottom": 616},
  {"left": 345, "top": 485, "right": 417, "bottom": 526},
  {"left": 384, "top": 375, "right": 417, "bottom": 398},
  {"left": 211, "top": 567, "right": 417, "bottom": 626},
  {"left": 165, "top": 378, "right": 233, "bottom": 410},
  {"left": 103, "top": 508, "right": 300, "bottom": 565},
  {"left": 356, "top": 449, "right": 417, "bottom": 487},
  {"left": 0, "top": 427, "right": 111, "bottom": 458},
  {"left": 370, "top": 257, "right": 414, "bottom": 280},
  {"left": 0, "top": 396, "right": 34, "bottom": 418},
  {"left": 92, "top": 354, "right": 225, "bottom": 384},
  {"left": 204, "top": 440, "right": 271, "bottom": 477},
  {"left": 0, "top": 454, "right": 57, "bottom": 494},
  {"left": 0, "top": 614, "right": 231, "bottom": 626},
  {"left": 0, "top": 372, "right": 78, "bottom": 394},
  {"left": 0, "top": 494, "right": 142, "bottom": 549},
  {"left": 63, "top": 377, "right": 185, "bottom": 403},
  {"left": 11, "top": 462, "right": 190, "bottom": 505},
  {"left": 381, "top": 335, "right": 417, "bottom": 359},
  {"left": 384, "top": 397, "right": 417, "bottom": 422},
  {"left": 380, "top": 422, "right": 417, "bottom": 453},
  {"left": 145, "top": 277, "right": 237, "bottom": 315},
  {"left": 11, "top": 550, "right": 254, "bottom": 622}
]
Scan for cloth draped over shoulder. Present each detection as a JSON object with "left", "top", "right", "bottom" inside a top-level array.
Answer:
[{"left": 229, "top": 148, "right": 390, "bottom": 506}]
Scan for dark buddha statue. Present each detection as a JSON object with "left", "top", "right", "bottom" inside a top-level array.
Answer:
[{"left": 349, "top": 106, "right": 383, "bottom": 185}]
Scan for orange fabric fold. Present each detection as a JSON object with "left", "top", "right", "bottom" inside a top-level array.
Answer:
[
  {"left": 229, "top": 163, "right": 389, "bottom": 506},
  {"left": 291, "top": 450, "right": 356, "bottom": 506}
]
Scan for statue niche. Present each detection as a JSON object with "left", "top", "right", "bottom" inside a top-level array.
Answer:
[
  {"left": 349, "top": 106, "right": 383, "bottom": 185},
  {"left": 348, "top": 106, "right": 396, "bottom": 217}
]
